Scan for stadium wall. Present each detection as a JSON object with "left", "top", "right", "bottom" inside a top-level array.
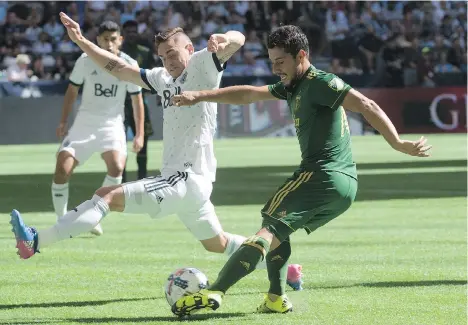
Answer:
[{"left": 0, "top": 84, "right": 466, "bottom": 145}]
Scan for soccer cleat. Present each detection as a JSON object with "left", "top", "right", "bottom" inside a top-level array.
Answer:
[
  {"left": 256, "top": 294, "right": 293, "bottom": 313},
  {"left": 10, "top": 209, "right": 39, "bottom": 259},
  {"left": 287, "top": 264, "right": 304, "bottom": 291},
  {"left": 171, "top": 289, "right": 223, "bottom": 317},
  {"left": 90, "top": 223, "right": 103, "bottom": 236}
]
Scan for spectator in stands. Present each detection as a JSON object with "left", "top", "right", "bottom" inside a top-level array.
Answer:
[
  {"left": 244, "top": 30, "right": 264, "bottom": 57},
  {"left": 25, "top": 20, "right": 42, "bottom": 44},
  {"left": 326, "top": 3, "right": 351, "bottom": 74},
  {"left": 0, "top": 1, "right": 8, "bottom": 25},
  {"left": 382, "top": 34, "right": 409, "bottom": 87},
  {"left": 417, "top": 47, "right": 436, "bottom": 87},
  {"left": 32, "top": 32, "right": 53, "bottom": 56},
  {"left": 43, "top": 15, "right": 65, "bottom": 43},
  {"left": 7, "top": 54, "right": 30, "bottom": 82},
  {"left": 435, "top": 51, "right": 459, "bottom": 73},
  {"left": 50, "top": 55, "right": 70, "bottom": 80},
  {"left": 32, "top": 57, "right": 49, "bottom": 80},
  {"left": 238, "top": 51, "right": 271, "bottom": 76},
  {"left": 447, "top": 37, "right": 465, "bottom": 70}
]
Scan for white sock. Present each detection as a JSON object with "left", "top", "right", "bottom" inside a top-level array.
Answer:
[
  {"left": 224, "top": 232, "right": 267, "bottom": 269},
  {"left": 52, "top": 182, "right": 69, "bottom": 219},
  {"left": 102, "top": 175, "right": 122, "bottom": 187},
  {"left": 37, "top": 195, "right": 109, "bottom": 250}
]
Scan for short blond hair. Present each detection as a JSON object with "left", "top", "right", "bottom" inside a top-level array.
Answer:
[{"left": 16, "top": 54, "right": 31, "bottom": 65}]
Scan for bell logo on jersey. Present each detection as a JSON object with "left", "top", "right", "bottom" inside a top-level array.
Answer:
[{"left": 94, "top": 83, "right": 118, "bottom": 97}]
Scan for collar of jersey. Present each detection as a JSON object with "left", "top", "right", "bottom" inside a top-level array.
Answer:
[{"left": 285, "top": 65, "right": 314, "bottom": 93}]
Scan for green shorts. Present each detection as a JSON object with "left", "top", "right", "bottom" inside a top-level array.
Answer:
[{"left": 261, "top": 170, "right": 357, "bottom": 242}]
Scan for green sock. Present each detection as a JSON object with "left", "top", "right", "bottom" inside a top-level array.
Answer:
[
  {"left": 210, "top": 236, "right": 270, "bottom": 293},
  {"left": 267, "top": 238, "right": 291, "bottom": 296}
]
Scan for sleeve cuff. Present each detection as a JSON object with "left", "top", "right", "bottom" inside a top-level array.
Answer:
[
  {"left": 331, "top": 85, "right": 352, "bottom": 110},
  {"left": 140, "top": 68, "right": 157, "bottom": 94},
  {"left": 212, "top": 53, "right": 226, "bottom": 72},
  {"left": 69, "top": 80, "right": 82, "bottom": 87},
  {"left": 128, "top": 90, "right": 142, "bottom": 95}
]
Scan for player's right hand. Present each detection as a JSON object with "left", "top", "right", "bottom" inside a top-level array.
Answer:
[
  {"left": 59, "top": 12, "right": 82, "bottom": 43},
  {"left": 56, "top": 123, "right": 67, "bottom": 139},
  {"left": 173, "top": 91, "right": 200, "bottom": 107}
]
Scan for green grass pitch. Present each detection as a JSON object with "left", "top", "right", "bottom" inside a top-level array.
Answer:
[{"left": 0, "top": 134, "right": 466, "bottom": 325}]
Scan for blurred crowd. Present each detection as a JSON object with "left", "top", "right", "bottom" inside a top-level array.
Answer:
[{"left": 0, "top": 1, "right": 466, "bottom": 87}]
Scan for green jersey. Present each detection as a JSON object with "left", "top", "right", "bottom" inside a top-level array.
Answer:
[{"left": 268, "top": 65, "right": 357, "bottom": 179}]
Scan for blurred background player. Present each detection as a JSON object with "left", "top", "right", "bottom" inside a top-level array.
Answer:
[
  {"left": 53, "top": 21, "right": 144, "bottom": 236},
  {"left": 121, "top": 20, "right": 158, "bottom": 182}
]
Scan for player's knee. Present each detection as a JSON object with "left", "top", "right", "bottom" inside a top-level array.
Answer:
[
  {"left": 107, "top": 162, "right": 125, "bottom": 177},
  {"left": 200, "top": 235, "right": 227, "bottom": 253},
  {"left": 94, "top": 185, "right": 124, "bottom": 211}
]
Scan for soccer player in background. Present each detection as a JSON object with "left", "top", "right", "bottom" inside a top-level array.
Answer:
[
  {"left": 170, "top": 25, "right": 432, "bottom": 316},
  {"left": 10, "top": 13, "right": 302, "bottom": 288},
  {"left": 53, "top": 20, "right": 144, "bottom": 236},
  {"left": 121, "top": 20, "right": 158, "bottom": 182}
]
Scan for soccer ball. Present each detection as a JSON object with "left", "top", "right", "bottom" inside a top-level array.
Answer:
[{"left": 164, "top": 267, "right": 209, "bottom": 306}]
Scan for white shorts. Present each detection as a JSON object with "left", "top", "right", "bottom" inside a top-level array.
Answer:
[
  {"left": 122, "top": 172, "right": 223, "bottom": 241},
  {"left": 58, "top": 124, "right": 127, "bottom": 165}
]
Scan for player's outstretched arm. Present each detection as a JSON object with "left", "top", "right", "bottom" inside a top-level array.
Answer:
[
  {"left": 343, "top": 88, "right": 432, "bottom": 157},
  {"left": 59, "top": 12, "right": 149, "bottom": 90},
  {"left": 208, "top": 31, "right": 245, "bottom": 64},
  {"left": 173, "top": 85, "right": 276, "bottom": 106}
]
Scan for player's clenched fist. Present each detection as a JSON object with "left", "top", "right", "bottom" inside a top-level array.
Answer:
[
  {"left": 207, "top": 34, "right": 230, "bottom": 53},
  {"left": 173, "top": 91, "right": 201, "bottom": 107},
  {"left": 59, "top": 12, "right": 82, "bottom": 43}
]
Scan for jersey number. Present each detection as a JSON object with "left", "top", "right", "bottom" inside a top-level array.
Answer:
[{"left": 162, "top": 86, "right": 181, "bottom": 108}]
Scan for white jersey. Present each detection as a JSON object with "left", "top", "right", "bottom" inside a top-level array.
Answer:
[
  {"left": 141, "top": 48, "right": 225, "bottom": 182},
  {"left": 69, "top": 52, "right": 141, "bottom": 128}
]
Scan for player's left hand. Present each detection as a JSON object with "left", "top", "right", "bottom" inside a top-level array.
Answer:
[
  {"left": 133, "top": 134, "right": 144, "bottom": 153},
  {"left": 207, "top": 34, "right": 230, "bottom": 53},
  {"left": 392, "top": 136, "right": 432, "bottom": 157},
  {"left": 173, "top": 91, "right": 200, "bottom": 107}
]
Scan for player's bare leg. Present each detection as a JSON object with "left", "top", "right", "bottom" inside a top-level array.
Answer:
[
  {"left": 11, "top": 185, "right": 126, "bottom": 259},
  {"left": 93, "top": 150, "right": 126, "bottom": 235},
  {"left": 52, "top": 151, "right": 78, "bottom": 219}
]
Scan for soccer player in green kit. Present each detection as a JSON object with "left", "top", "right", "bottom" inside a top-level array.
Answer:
[
  {"left": 121, "top": 20, "right": 157, "bottom": 181},
  {"left": 171, "top": 25, "right": 432, "bottom": 316}
]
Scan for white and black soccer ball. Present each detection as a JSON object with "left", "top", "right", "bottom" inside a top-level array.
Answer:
[{"left": 164, "top": 267, "right": 209, "bottom": 306}]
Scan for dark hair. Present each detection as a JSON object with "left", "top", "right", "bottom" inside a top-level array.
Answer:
[
  {"left": 98, "top": 21, "right": 120, "bottom": 35},
  {"left": 267, "top": 25, "right": 309, "bottom": 57},
  {"left": 122, "top": 20, "right": 138, "bottom": 30},
  {"left": 154, "top": 27, "right": 187, "bottom": 50}
]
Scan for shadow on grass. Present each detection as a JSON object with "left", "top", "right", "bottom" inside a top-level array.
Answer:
[
  {"left": 0, "top": 160, "right": 466, "bottom": 213},
  {"left": 0, "top": 297, "right": 157, "bottom": 310},
  {"left": 69, "top": 312, "right": 247, "bottom": 323},
  {"left": 312, "top": 279, "right": 467, "bottom": 290}
]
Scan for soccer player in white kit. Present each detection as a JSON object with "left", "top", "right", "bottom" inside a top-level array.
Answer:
[
  {"left": 53, "top": 21, "right": 145, "bottom": 236},
  {"left": 10, "top": 12, "right": 302, "bottom": 289}
]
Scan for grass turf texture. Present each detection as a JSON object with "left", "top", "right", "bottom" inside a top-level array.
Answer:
[{"left": 0, "top": 134, "right": 466, "bottom": 325}]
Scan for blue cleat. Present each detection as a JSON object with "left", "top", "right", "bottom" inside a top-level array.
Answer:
[{"left": 10, "top": 209, "right": 39, "bottom": 259}]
